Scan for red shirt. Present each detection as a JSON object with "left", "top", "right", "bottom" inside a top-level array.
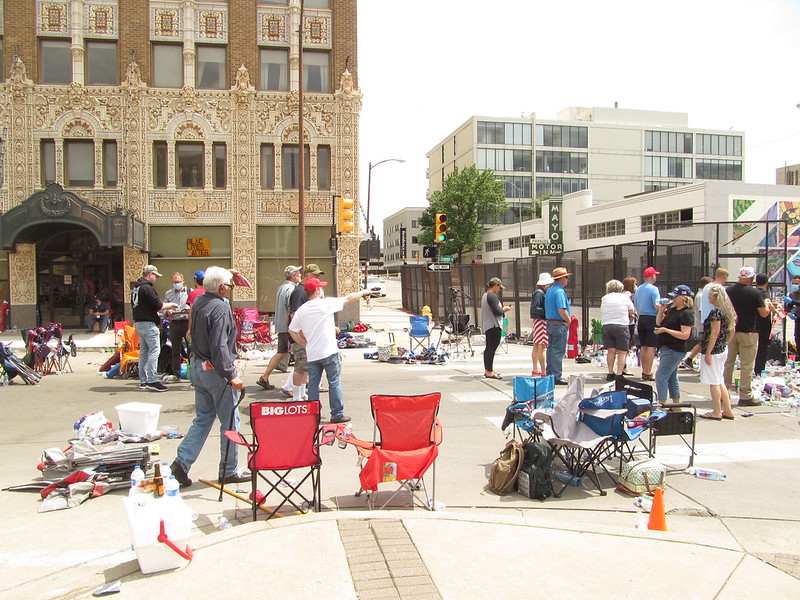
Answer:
[{"left": 187, "top": 287, "right": 205, "bottom": 305}]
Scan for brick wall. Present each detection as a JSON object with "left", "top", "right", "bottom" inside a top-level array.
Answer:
[
  {"left": 118, "top": 0, "right": 149, "bottom": 84},
  {"left": 332, "top": 0, "right": 358, "bottom": 87},
  {"left": 4, "top": 1, "right": 36, "bottom": 81},
  {"left": 230, "top": 0, "right": 258, "bottom": 84}
]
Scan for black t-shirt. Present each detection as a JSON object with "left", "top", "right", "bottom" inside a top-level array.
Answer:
[
  {"left": 90, "top": 301, "right": 109, "bottom": 314},
  {"left": 726, "top": 283, "right": 765, "bottom": 333},
  {"left": 289, "top": 285, "right": 308, "bottom": 316},
  {"left": 657, "top": 306, "right": 694, "bottom": 352},
  {"left": 755, "top": 288, "right": 771, "bottom": 333}
]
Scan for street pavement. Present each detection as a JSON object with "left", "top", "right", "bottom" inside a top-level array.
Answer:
[{"left": 1, "top": 281, "right": 799, "bottom": 599}]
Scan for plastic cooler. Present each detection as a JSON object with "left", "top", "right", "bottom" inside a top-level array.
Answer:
[
  {"left": 123, "top": 495, "right": 193, "bottom": 574},
  {"left": 115, "top": 402, "right": 161, "bottom": 435}
]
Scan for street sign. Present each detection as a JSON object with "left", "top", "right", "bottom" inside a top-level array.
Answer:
[
  {"left": 426, "top": 262, "right": 451, "bottom": 272},
  {"left": 439, "top": 255, "right": 454, "bottom": 263},
  {"left": 422, "top": 245, "right": 439, "bottom": 259}
]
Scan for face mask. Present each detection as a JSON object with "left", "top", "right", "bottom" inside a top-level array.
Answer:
[
  {"left": 791, "top": 282, "right": 799, "bottom": 293},
  {"left": 172, "top": 282, "right": 183, "bottom": 290}
]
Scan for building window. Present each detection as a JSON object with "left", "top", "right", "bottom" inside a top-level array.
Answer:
[
  {"left": 696, "top": 134, "right": 742, "bottom": 156},
  {"left": 317, "top": 145, "right": 331, "bottom": 190},
  {"left": 40, "top": 39, "right": 71, "bottom": 84},
  {"left": 484, "top": 240, "right": 502, "bottom": 252},
  {"left": 41, "top": 140, "right": 56, "bottom": 185},
  {"left": 645, "top": 156, "right": 692, "bottom": 178},
  {"left": 644, "top": 181, "right": 688, "bottom": 192},
  {"left": 509, "top": 235, "right": 531, "bottom": 250},
  {"left": 259, "top": 49, "right": 288, "bottom": 91},
  {"left": 535, "top": 125, "right": 588, "bottom": 148},
  {"left": 535, "top": 177, "right": 588, "bottom": 197},
  {"left": 411, "top": 236, "right": 418, "bottom": 244},
  {"left": 579, "top": 220, "right": 626, "bottom": 240},
  {"left": 477, "top": 148, "right": 532, "bottom": 172},
  {"left": 260, "top": 144, "right": 275, "bottom": 189},
  {"left": 259, "top": 0, "right": 288, "bottom": 4},
  {"left": 477, "top": 122, "right": 531, "bottom": 145},
  {"left": 696, "top": 159, "right": 742, "bottom": 180},
  {"left": 411, "top": 220, "right": 418, "bottom": 228},
  {"left": 197, "top": 45, "right": 226, "bottom": 89},
  {"left": 535, "top": 151, "right": 587, "bottom": 174},
  {"left": 177, "top": 142, "right": 204, "bottom": 188},
  {"left": 86, "top": 41, "right": 117, "bottom": 85},
  {"left": 645, "top": 131, "right": 692, "bottom": 153},
  {"left": 303, "top": 51, "right": 329, "bottom": 92},
  {"left": 498, "top": 176, "right": 532, "bottom": 198},
  {"left": 65, "top": 140, "right": 95, "bottom": 187},
  {"left": 641, "top": 209, "right": 693, "bottom": 232},
  {"left": 212, "top": 142, "right": 226, "bottom": 189},
  {"left": 152, "top": 43, "right": 183, "bottom": 88},
  {"left": 282, "top": 145, "right": 311, "bottom": 189},
  {"left": 305, "top": 0, "right": 330, "bottom": 7},
  {"left": 153, "top": 141, "right": 168, "bottom": 188},
  {"left": 103, "top": 140, "right": 118, "bottom": 187}
]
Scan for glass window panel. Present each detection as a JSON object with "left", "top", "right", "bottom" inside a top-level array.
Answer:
[
  {"left": 305, "top": 0, "right": 330, "bottom": 7},
  {"left": 176, "top": 142, "right": 204, "bottom": 188},
  {"left": 710, "top": 136, "right": 719, "bottom": 155},
  {"left": 197, "top": 45, "right": 226, "bottom": 89},
  {"left": 103, "top": 140, "right": 117, "bottom": 186},
  {"left": 505, "top": 123, "right": 513, "bottom": 145},
  {"left": 153, "top": 44, "right": 183, "bottom": 87},
  {"left": 260, "top": 144, "right": 275, "bottom": 189},
  {"left": 282, "top": 145, "right": 310, "bottom": 189},
  {"left": 552, "top": 127, "right": 561, "bottom": 147},
  {"left": 153, "top": 141, "right": 168, "bottom": 188},
  {"left": 87, "top": 41, "right": 117, "bottom": 85},
  {"left": 213, "top": 142, "right": 226, "bottom": 188},
  {"left": 477, "top": 122, "right": 486, "bottom": 144},
  {"left": 150, "top": 225, "right": 231, "bottom": 258},
  {"left": 318, "top": 145, "right": 331, "bottom": 190},
  {"left": 734, "top": 137, "right": 742, "bottom": 156},
  {"left": 65, "top": 140, "right": 94, "bottom": 187},
  {"left": 41, "top": 140, "right": 56, "bottom": 185},
  {"left": 259, "top": 0, "right": 289, "bottom": 4},
  {"left": 41, "top": 39, "right": 71, "bottom": 84},
  {"left": 260, "top": 49, "right": 288, "bottom": 91},
  {"left": 303, "top": 51, "right": 329, "bottom": 92},
  {"left": 668, "top": 132, "right": 677, "bottom": 153},
  {"left": 522, "top": 124, "right": 531, "bottom": 145}
]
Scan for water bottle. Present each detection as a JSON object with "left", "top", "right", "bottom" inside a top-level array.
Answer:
[
  {"left": 338, "top": 423, "right": 352, "bottom": 449},
  {"left": 129, "top": 465, "right": 145, "bottom": 496},
  {"left": 218, "top": 516, "right": 233, "bottom": 530},
  {"left": 553, "top": 469, "right": 590, "bottom": 489},
  {"left": 161, "top": 461, "right": 172, "bottom": 478},
  {"left": 635, "top": 495, "right": 653, "bottom": 512},
  {"left": 686, "top": 466, "right": 727, "bottom": 481},
  {"left": 1, "top": 372, "right": 8, "bottom": 387},
  {"left": 165, "top": 475, "right": 179, "bottom": 498}
]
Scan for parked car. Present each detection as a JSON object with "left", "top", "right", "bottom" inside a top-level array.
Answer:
[{"left": 362, "top": 275, "right": 387, "bottom": 297}]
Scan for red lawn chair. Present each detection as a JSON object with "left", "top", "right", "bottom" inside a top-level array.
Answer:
[
  {"left": 225, "top": 400, "right": 323, "bottom": 521},
  {"left": 339, "top": 393, "right": 442, "bottom": 510}
]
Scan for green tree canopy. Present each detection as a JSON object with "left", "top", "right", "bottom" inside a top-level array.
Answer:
[{"left": 418, "top": 166, "right": 506, "bottom": 263}]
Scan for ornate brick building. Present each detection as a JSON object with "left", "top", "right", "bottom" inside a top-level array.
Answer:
[{"left": 0, "top": 0, "right": 361, "bottom": 328}]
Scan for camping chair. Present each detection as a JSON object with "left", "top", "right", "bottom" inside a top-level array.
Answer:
[
  {"left": 338, "top": 393, "right": 442, "bottom": 510},
  {"left": 533, "top": 375, "right": 623, "bottom": 496},
  {"left": 408, "top": 315, "right": 432, "bottom": 354},
  {"left": 501, "top": 375, "right": 555, "bottom": 443},
  {"left": 118, "top": 325, "right": 140, "bottom": 379},
  {"left": 224, "top": 400, "right": 322, "bottom": 521},
  {"left": 444, "top": 313, "right": 473, "bottom": 358}
]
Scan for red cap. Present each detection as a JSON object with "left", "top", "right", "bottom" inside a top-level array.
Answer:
[
  {"left": 304, "top": 278, "right": 329, "bottom": 294},
  {"left": 643, "top": 267, "right": 660, "bottom": 278}
]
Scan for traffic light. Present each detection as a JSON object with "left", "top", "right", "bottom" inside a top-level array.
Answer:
[
  {"left": 337, "top": 197, "right": 354, "bottom": 233},
  {"left": 434, "top": 213, "right": 447, "bottom": 243}
]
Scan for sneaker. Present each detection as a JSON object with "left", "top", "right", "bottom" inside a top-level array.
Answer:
[
  {"left": 138, "top": 382, "right": 147, "bottom": 390},
  {"left": 737, "top": 398, "right": 762, "bottom": 407},
  {"left": 170, "top": 460, "right": 192, "bottom": 488},
  {"left": 680, "top": 358, "right": 694, "bottom": 370},
  {"left": 162, "top": 374, "right": 179, "bottom": 383},
  {"left": 219, "top": 469, "right": 251, "bottom": 483},
  {"left": 146, "top": 381, "right": 169, "bottom": 392},
  {"left": 554, "top": 378, "right": 569, "bottom": 386},
  {"left": 606, "top": 373, "right": 616, "bottom": 381},
  {"left": 331, "top": 415, "right": 351, "bottom": 424}
]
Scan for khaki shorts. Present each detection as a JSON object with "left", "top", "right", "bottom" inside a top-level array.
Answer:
[{"left": 292, "top": 345, "right": 308, "bottom": 372}]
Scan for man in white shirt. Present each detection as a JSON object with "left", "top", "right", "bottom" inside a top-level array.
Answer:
[{"left": 289, "top": 279, "right": 370, "bottom": 423}]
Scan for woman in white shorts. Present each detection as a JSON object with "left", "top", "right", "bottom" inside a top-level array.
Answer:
[{"left": 698, "top": 283, "right": 737, "bottom": 420}]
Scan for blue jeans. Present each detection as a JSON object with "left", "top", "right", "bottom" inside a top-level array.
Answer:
[
  {"left": 307, "top": 352, "right": 344, "bottom": 419},
  {"left": 546, "top": 321, "right": 568, "bottom": 380},
  {"left": 134, "top": 321, "right": 161, "bottom": 384},
  {"left": 175, "top": 360, "right": 240, "bottom": 477},
  {"left": 655, "top": 346, "right": 686, "bottom": 402},
  {"left": 87, "top": 313, "right": 109, "bottom": 333}
]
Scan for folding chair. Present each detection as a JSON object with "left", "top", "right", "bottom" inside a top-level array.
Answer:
[
  {"left": 225, "top": 400, "right": 323, "bottom": 521},
  {"left": 339, "top": 393, "right": 442, "bottom": 510},
  {"left": 444, "top": 314, "right": 474, "bottom": 358},
  {"left": 534, "top": 375, "right": 622, "bottom": 496},
  {"left": 118, "top": 325, "right": 140, "bottom": 379},
  {"left": 501, "top": 375, "right": 555, "bottom": 443},
  {"left": 408, "top": 315, "right": 432, "bottom": 353}
]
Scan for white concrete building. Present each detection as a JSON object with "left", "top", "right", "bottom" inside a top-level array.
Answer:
[{"left": 382, "top": 207, "right": 426, "bottom": 269}]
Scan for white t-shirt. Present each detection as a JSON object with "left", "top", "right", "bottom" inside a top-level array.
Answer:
[
  {"left": 289, "top": 297, "right": 345, "bottom": 362},
  {"left": 601, "top": 292, "right": 634, "bottom": 325}
]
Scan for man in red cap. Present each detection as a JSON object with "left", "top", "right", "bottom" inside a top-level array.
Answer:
[
  {"left": 289, "top": 280, "right": 371, "bottom": 423},
  {"left": 634, "top": 266, "right": 661, "bottom": 380}
]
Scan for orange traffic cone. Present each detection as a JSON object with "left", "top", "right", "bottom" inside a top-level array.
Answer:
[{"left": 647, "top": 487, "right": 668, "bottom": 531}]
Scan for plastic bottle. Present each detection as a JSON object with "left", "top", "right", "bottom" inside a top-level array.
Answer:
[
  {"left": 161, "top": 461, "right": 172, "bottom": 478},
  {"left": 635, "top": 495, "right": 653, "bottom": 512},
  {"left": 218, "top": 516, "right": 233, "bottom": 530},
  {"left": 553, "top": 469, "right": 590, "bottom": 489},
  {"left": 686, "top": 466, "right": 726, "bottom": 481},
  {"left": 129, "top": 465, "right": 145, "bottom": 496},
  {"left": 337, "top": 423, "right": 353, "bottom": 449},
  {"left": 165, "top": 475, "right": 179, "bottom": 498}
]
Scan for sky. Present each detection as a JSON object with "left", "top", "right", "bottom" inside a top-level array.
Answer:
[{"left": 355, "top": 0, "right": 800, "bottom": 236}]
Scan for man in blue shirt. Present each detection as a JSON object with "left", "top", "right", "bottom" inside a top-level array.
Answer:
[
  {"left": 544, "top": 267, "right": 572, "bottom": 385},
  {"left": 634, "top": 267, "right": 661, "bottom": 381}
]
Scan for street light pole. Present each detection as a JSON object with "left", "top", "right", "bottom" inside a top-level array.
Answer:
[
  {"left": 365, "top": 158, "right": 405, "bottom": 282},
  {"left": 496, "top": 178, "right": 525, "bottom": 258}
]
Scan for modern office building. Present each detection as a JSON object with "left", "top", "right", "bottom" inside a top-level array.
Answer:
[
  {"left": 382, "top": 207, "right": 425, "bottom": 269},
  {"left": 427, "top": 106, "right": 745, "bottom": 260},
  {"left": 777, "top": 163, "right": 800, "bottom": 186},
  {"left": 0, "top": 0, "right": 360, "bottom": 328}
]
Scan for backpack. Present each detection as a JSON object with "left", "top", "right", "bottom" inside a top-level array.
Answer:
[
  {"left": 516, "top": 441, "right": 554, "bottom": 500},
  {"left": 488, "top": 439, "right": 524, "bottom": 495}
]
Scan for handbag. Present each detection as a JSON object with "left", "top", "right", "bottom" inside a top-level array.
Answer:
[{"left": 617, "top": 458, "right": 667, "bottom": 496}]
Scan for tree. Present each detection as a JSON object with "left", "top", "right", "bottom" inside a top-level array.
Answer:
[{"left": 418, "top": 166, "right": 507, "bottom": 263}]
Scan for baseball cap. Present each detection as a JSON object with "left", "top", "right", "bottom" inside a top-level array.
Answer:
[
  {"left": 303, "top": 277, "right": 329, "bottom": 294},
  {"left": 668, "top": 284, "right": 694, "bottom": 298},
  {"left": 488, "top": 277, "right": 505, "bottom": 289},
  {"left": 643, "top": 267, "right": 660, "bottom": 278},
  {"left": 143, "top": 265, "right": 163, "bottom": 277},
  {"left": 194, "top": 270, "right": 205, "bottom": 281},
  {"left": 739, "top": 266, "right": 756, "bottom": 279},
  {"left": 284, "top": 265, "right": 301, "bottom": 279},
  {"left": 305, "top": 263, "right": 324, "bottom": 275}
]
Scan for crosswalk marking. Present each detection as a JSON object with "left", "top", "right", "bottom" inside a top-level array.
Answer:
[
  {"left": 452, "top": 392, "right": 510, "bottom": 403},
  {"left": 655, "top": 438, "right": 800, "bottom": 465}
]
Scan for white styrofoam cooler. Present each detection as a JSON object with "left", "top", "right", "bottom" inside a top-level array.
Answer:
[{"left": 115, "top": 402, "right": 161, "bottom": 435}]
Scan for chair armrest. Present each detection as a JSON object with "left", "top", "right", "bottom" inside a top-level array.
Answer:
[
  {"left": 431, "top": 418, "right": 443, "bottom": 445},
  {"left": 223, "top": 430, "right": 251, "bottom": 448}
]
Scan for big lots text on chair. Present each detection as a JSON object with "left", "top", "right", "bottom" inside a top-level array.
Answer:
[
  {"left": 338, "top": 393, "right": 442, "bottom": 511},
  {"left": 225, "top": 400, "right": 322, "bottom": 521}
]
